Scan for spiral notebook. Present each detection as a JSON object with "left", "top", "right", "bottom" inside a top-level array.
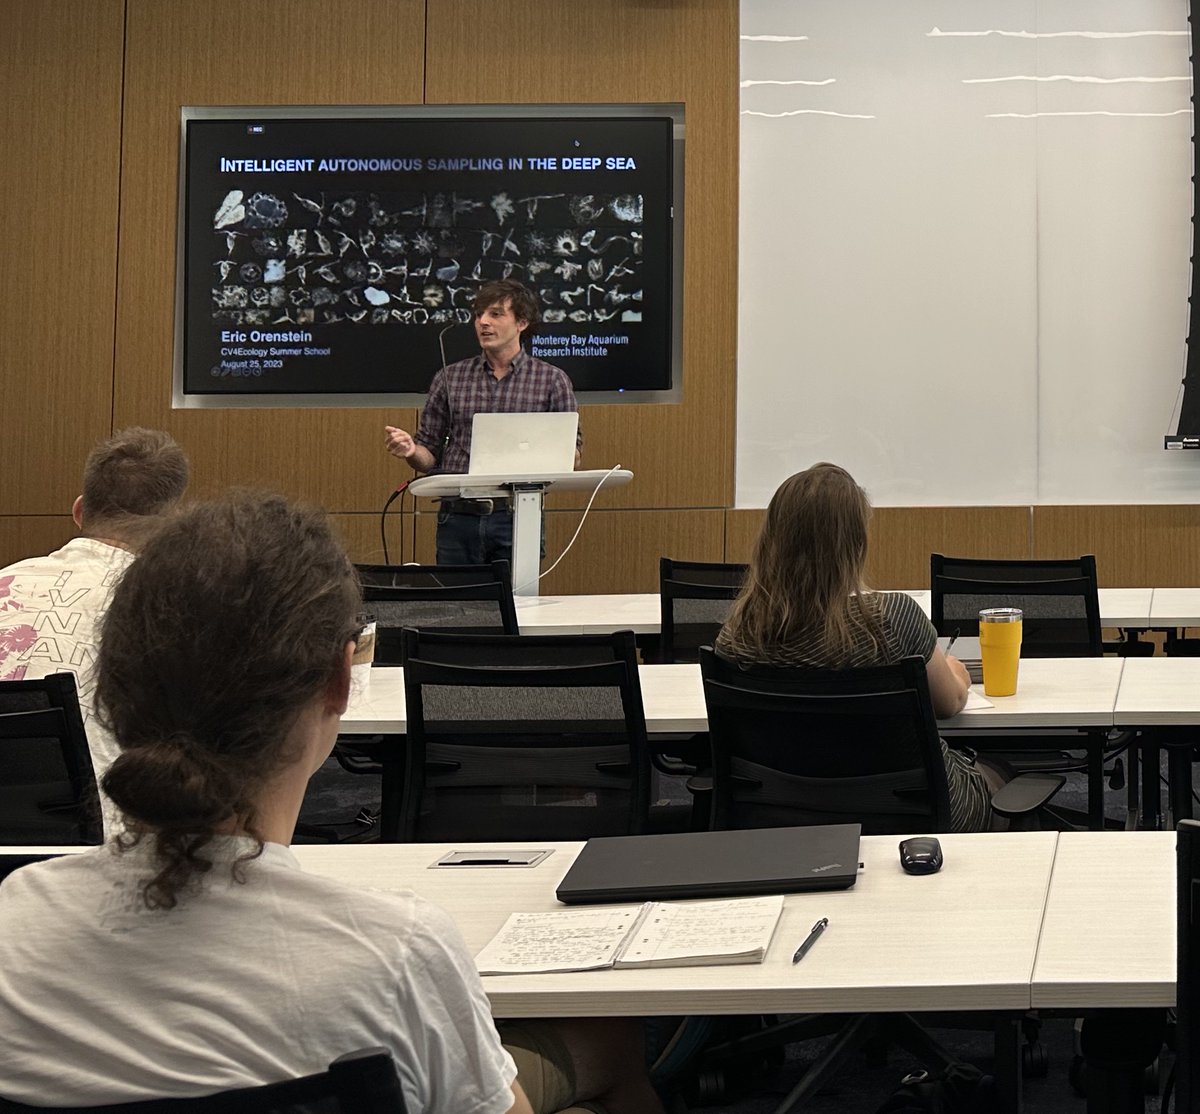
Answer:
[{"left": 475, "top": 894, "right": 785, "bottom": 974}]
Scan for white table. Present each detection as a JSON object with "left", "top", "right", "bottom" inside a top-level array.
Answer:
[
  {"left": 1114, "top": 656, "right": 1200, "bottom": 827},
  {"left": 292, "top": 833, "right": 1059, "bottom": 1018},
  {"left": 1100, "top": 588, "right": 1156, "bottom": 629},
  {"left": 515, "top": 593, "right": 661, "bottom": 635},
  {"left": 347, "top": 658, "right": 1120, "bottom": 739},
  {"left": 1148, "top": 587, "right": 1200, "bottom": 628},
  {"left": 1031, "top": 831, "right": 1174, "bottom": 1010},
  {"left": 511, "top": 589, "right": 1155, "bottom": 637},
  {"left": 938, "top": 657, "right": 1125, "bottom": 731}
]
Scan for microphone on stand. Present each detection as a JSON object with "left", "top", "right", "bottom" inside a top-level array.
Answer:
[
  {"left": 381, "top": 321, "right": 463, "bottom": 561},
  {"left": 437, "top": 321, "right": 458, "bottom": 376}
]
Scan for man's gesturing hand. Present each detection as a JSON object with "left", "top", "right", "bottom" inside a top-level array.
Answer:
[{"left": 384, "top": 425, "right": 415, "bottom": 460}]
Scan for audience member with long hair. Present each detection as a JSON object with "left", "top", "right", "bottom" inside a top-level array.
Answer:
[
  {"left": 716, "top": 462, "right": 1002, "bottom": 831},
  {"left": 0, "top": 492, "right": 661, "bottom": 1114}
]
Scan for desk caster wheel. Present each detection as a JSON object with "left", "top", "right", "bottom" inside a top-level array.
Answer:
[
  {"left": 1022, "top": 1041, "right": 1048, "bottom": 1079},
  {"left": 684, "top": 1067, "right": 729, "bottom": 1106}
]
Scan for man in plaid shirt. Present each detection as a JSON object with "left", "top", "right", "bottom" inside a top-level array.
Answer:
[{"left": 384, "top": 280, "right": 581, "bottom": 565}]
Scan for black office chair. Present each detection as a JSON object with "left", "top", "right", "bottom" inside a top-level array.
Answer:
[
  {"left": 930, "top": 552, "right": 1119, "bottom": 830},
  {"left": 0, "top": 1048, "right": 406, "bottom": 1113},
  {"left": 0, "top": 673, "right": 101, "bottom": 845},
  {"left": 357, "top": 560, "right": 519, "bottom": 663},
  {"left": 394, "top": 628, "right": 652, "bottom": 842},
  {"left": 930, "top": 553, "right": 1103, "bottom": 656},
  {"left": 311, "top": 561, "right": 522, "bottom": 840},
  {"left": 658, "top": 558, "right": 747, "bottom": 664},
  {"left": 651, "top": 558, "right": 749, "bottom": 807},
  {"left": 690, "top": 648, "right": 1063, "bottom": 1113},
  {"left": 698, "top": 649, "right": 1062, "bottom": 834}
]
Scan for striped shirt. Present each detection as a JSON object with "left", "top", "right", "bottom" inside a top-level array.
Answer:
[
  {"left": 715, "top": 592, "right": 992, "bottom": 832},
  {"left": 414, "top": 350, "right": 580, "bottom": 475}
]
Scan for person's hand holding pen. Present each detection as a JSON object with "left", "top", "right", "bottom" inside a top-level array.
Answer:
[
  {"left": 944, "top": 628, "right": 960, "bottom": 659},
  {"left": 792, "top": 917, "right": 828, "bottom": 964}
]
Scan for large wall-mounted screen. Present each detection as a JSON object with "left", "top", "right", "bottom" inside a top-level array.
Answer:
[{"left": 175, "top": 105, "right": 681, "bottom": 407}]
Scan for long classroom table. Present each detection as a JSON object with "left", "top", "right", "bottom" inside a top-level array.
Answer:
[
  {"left": 344, "top": 658, "right": 1126, "bottom": 738},
  {"left": 512, "top": 589, "right": 1158, "bottom": 636},
  {"left": 8, "top": 830, "right": 1180, "bottom": 1113}
]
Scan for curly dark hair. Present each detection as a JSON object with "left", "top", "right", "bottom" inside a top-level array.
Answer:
[
  {"left": 95, "top": 491, "right": 361, "bottom": 909},
  {"left": 472, "top": 279, "right": 540, "bottom": 334}
]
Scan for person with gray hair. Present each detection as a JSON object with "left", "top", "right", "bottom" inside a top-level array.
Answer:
[{"left": 0, "top": 427, "right": 189, "bottom": 835}]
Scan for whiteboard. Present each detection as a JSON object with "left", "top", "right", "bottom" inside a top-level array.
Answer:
[{"left": 737, "top": 0, "right": 1195, "bottom": 507}]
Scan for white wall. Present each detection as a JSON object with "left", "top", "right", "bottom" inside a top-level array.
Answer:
[{"left": 737, "top": 0, "right": 1194, "bottom": 507}]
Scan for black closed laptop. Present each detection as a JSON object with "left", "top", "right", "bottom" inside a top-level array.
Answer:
[{"left": 555, "top": 823, "right": 861, "bottom": 905}]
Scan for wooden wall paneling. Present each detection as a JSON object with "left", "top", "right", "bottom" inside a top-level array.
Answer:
[
  {"left": 726, "top": 506, "right": 1032, "bottom": 589},
  {"left": 113, "top": 0, "right": 427, "bottom": 512},
  {"left": 867, "top": 507, "right": 1032, "bottom": 587},
  {"left": 0, "top": 518, "right": 80, "bottom": 572},
  {"left": 412, "top": 508, "right": 725, "bottom": 594},
  {"left": 723, "top": 508, "right": 764, "bottom": 564},
  {"left": 328, "top": 508, "right": 422, "bottom": 569},
  {"left": 424, "top": 0, "right": 739, "bottom": 511},
  {"left": 0, "top": 1, "right": 125, "bottom": 515},
  {"left": 1034, "top": 505, "right": 1200, "bottom": 587}
]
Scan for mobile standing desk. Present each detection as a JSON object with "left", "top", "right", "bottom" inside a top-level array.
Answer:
[{"left": 408, "top": 469, "right": 633, "bottom": 597}]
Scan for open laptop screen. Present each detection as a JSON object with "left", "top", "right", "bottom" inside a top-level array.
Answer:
[{"left": 468, "top": 412, "right": 579, "bottom": 475}]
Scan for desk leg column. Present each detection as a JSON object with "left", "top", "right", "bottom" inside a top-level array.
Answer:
[
  {"left": 1087, "top": 736, "right": 1106, "bottom": 830},
  {"left": 379, "top": 735, "right": 404, "bottom": 843},
  {"left": 1140, "top": 733, "right": 1162, "bottom": 830},
  {"left": 993, "top": 1014, "right": 1023, "bottom": 1114},
  {"left": 510, "top": 486, "right": 544, "bottom": 598},
  {"left": 1168, "top": 732, "right": 1195, "bottom": 825}
]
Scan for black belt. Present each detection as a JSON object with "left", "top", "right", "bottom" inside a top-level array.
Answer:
[{"left": 440, "top": 497, "right": 505, "bottom": 516}]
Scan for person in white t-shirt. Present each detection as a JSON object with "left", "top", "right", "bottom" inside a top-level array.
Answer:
[
  {"left": 0, "top": 427, "right": 189, "bottom": 836},
  {"left": 0, "top": 492, "right": 663, "bottom": 1114}
]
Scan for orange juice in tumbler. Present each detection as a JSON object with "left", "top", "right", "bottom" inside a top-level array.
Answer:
[{"left": 978, "top": 608, "right": 1022, "bottom": 697}]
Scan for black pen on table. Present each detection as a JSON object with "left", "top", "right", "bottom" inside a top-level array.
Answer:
[
  {"left": 944, "top": 628, "right": 960, "bottom": 658},
  {"left": 791, "top": 917, "right": 828, "bottom": 964}
]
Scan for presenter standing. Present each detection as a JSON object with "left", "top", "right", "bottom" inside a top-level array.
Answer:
[{"left": 385, "top": 280, "right": 581, "bottom": 565}]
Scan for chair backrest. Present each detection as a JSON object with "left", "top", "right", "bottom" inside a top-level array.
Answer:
[
  {"left": 698, "top": 648, "right": 953, "bottom": 835},
  {"left": 929, "top": 553, "right": 1103, "bottom": 657},
  {"left": 356, "top": 561, "right": 519, "bottom": 663},
  {"left": 0, "top": 1048, "right": 406, "bottom": 1113},
  {"left": 399, "top": 628, "right": 651, "bottom": 841},
  {"left": 0, "top": 673, "right": 101, "bottom": 844},
  {"left": 658, "top": 558, "right": 748, "bottom": 663},
  {"left": 1178, "top": 819, "right": 1200, "bottom": 1112}
]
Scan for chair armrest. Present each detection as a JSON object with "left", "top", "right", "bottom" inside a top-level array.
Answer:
[
  {"left": 684, "top": 773, "right": 712, "bottom": 796},
  {"left": 988, "top": 771, "right": 1066, "bottom": 817}
]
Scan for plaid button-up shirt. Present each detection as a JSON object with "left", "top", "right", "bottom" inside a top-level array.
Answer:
[{"left": 414, "top": 349, "right": 581, "bottom": 474}]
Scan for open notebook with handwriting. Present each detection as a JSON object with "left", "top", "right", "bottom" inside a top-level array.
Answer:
[{"left": 474, "top": 894, "right": 785, "bottom": 975}]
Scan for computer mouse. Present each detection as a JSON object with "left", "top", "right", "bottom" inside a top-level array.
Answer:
[{"left": 898, "top": 837, "right": 943, "bottom": 875}]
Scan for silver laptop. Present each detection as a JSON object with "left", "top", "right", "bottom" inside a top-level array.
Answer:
[{"left": 468, "top": 412, "right": 578, "bottom": 475}]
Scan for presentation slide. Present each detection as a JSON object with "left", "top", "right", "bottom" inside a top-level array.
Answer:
[{"left": 181, "top": 114, "right": 674, "bottom": 398}]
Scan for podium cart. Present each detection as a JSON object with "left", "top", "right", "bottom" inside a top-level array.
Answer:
[{"left": 408, "top": 469, "right": 633, "bottom": 597}]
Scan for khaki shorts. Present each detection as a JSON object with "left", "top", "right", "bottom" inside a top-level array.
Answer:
[{"left": 498, "top": 1020, "right": 605, "bottom": 1114}]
